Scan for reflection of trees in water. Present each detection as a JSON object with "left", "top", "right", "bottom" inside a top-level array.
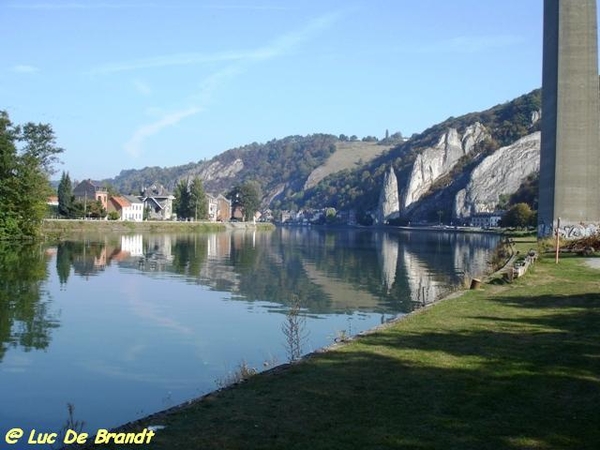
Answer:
[
  {"left": 0, "top": 242, "right": 58, "bottom": 362},
  {"left": 229, "top": 232, "right": 331, "bottom": 312},
  {"left": 171, "top": 235, "right": 208, "bottom": 279},
  {"left": 51, "top": 230, "right": 499, "bottom": 319},
  {"left": 56, "top": 240, "right": 111, "bottom": 280}
]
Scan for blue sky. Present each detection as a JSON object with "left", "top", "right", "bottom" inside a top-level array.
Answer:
[{"left": 2, "top": 1, "right": 548, "bottom": 181}]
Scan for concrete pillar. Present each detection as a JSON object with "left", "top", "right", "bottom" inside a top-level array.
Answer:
[{"left": 539, "top": 0, "right": 600, "bottom": 237}]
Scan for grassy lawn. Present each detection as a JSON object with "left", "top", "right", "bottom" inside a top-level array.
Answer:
[{"left": 107, "top": 239, "right": 600, "bottom": 450}]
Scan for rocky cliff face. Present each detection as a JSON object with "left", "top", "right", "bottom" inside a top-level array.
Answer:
[
  {"left": 199, "top": 158, "right": 244, "bottom": 181},
  {"left": 402, "top": 122, "right": 489, "bottom": 211},
  {"left": 377, "top": 166, "right": 400, "bottom": 224},
  {"left": 453, "top": 131, "right": 540, "bottom": 218}
]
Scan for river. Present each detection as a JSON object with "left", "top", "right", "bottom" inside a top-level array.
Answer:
[{"left": 0, "top": 227, "right": 499, "bottom": 436}]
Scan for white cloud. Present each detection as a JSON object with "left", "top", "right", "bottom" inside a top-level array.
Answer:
[
  {"left": 132, "top": 79, "right": 152, "bottom": 96},
  {"left": 8, "top": 2, "right": 294, "bottom": 11},
  {"left": 120, "top": 10, "right": 342, "bottom": 158},
  {"left": 11, "top": 64, "right": 40, "bottom": 74},
  {"left": 124, "top": 106, "right": 202, "bottom": 158},
  {"left": 412, "top": 35, "right": 523, "bottom": 54},
  {"left": 7, "top": 2, "right": 157, "bottom": 10},
  {"left": 90, "top": 10, "right": 342, "bottom": 75}
]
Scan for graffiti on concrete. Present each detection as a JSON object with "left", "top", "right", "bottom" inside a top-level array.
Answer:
[{"left": 538, "top": 222, "right": 599, "bottom": 239}]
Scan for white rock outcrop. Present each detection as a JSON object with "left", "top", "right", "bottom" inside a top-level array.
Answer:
[
  {"left": 377, "top": 166, "right": 400, "bottom": 224},
  {"left": 199, "top": 158, "right": 244, "bottom": 181},
  {"left": 402, "top": 123, "right": 490, "bottom": 210},
  {"left": 453, "top": 131, "right": 540, "bottom": 218}
]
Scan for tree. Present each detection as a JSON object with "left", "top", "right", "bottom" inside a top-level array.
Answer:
[
  {"left": 189, "top": 177, "right": 207, "bottom": 221},
  {"left": 173, "top": 177, "right": 207, "bottom": 220},
  {"left": 228, "top": 181, "right": 261, "bottom": 221},
  {"left": 84, "top": 200, "right": 106, "bottom": 219},
  {"left": 18, "top": 122, "right": 64, "bottom": 175},
  {"left": 57, "top": 172, "right": 74, "bottom": 218},
  {"left": 501, "top": 203, "right": 533, "bottom": 228},
  {"left": 0, "top": 111, "right": 63, "bottom": 238},
  {"left": 173, "top": 179, "right": 191, "bottom": 219}
]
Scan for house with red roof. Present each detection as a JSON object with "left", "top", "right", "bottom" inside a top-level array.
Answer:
[{"left": 108, "top": 195, "right": 144, "bottom": 221}]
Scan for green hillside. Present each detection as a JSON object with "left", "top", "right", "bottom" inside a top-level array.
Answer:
[{"left": 105, "top": 89, "right": 541, "bottom": 222}]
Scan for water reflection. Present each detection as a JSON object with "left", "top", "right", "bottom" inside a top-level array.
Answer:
[
  {"left": 0, "top": 242, "right": 59, "bottom": 362},
  {"left": 50, "top": 229, "right": 499, "bottom": 316},
  {"left": 0, "top": 228, "right": 500, "bottom": 434}
]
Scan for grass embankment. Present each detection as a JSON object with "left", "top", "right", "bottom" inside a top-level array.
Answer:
[
  {"left": 41, "top": 219, "right": 274, "bottom": 240},
  {"left": 111, "top": 238, "right": 600, "bottom": 450}
]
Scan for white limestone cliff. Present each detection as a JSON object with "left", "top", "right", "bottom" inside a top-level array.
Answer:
[
  {"left": 377, "top": 166, "right": 400, "bottom": 224},
  {"left": 199, "top": 158, "right": 244, "bottom": 181},
  {"left": 402, "top": 123, "right": 490, "bottom": 210},
  {"left": 453, "top": 131, "right": 540, "bottom": 218}
]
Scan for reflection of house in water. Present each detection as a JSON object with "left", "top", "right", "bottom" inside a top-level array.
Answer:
[
  {"left": 121, "top": 235, "right": 144, "bottom": 257},
  {"left": 207, "top": 233, "right": 232, "bottom": 259},
  {"left": 72, "top": 241, "right": 108, "bottom": 277},
  {"left": 138, "top": 235, "right": 174, "bottom": 271}
]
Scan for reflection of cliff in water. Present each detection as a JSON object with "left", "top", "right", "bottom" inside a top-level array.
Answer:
[
  {"left": 0, "top": 242, "right": 59, "bottom": 362},
  {"left": 49, "top": 229, "right": 499, "bottom": 316},
  {"left": 380, "top": 231, "right": 500, "bottom": 310}
]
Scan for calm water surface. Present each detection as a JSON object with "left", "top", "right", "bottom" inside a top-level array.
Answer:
[{"left": 0, "top": 227, "right": 499, "bottom": 435}]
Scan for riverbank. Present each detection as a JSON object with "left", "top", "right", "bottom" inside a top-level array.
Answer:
[
  {"left": 41, "top": 218, "right": 274, "bottom": 239},
  {"left": 90, "top": 238, "right": 600, "bottom": 450}
]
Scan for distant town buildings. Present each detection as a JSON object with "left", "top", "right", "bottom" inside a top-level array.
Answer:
[
  {"left": 69, "top": 179, "right": 235, "bottom": 222},
  {"left": 73, "top": 179, "right": 109, "bottom": 210},
  {"left": 207, "top": 193, "right": 232, "bottom": 222},
  {"left": 108, "top": 195, "right": 144, "bottom": 221},
  {"left": 140, "top": 183, "right": 175, "bottom": 221},
  {"left": 469, "top": 212, "right": 503, "bottom": 228}
]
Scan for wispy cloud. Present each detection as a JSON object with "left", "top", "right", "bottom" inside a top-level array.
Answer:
[
  {"left": 412, "top": 35, "right": 523, "bottom": 54},
  {"left": 121, "top": 10, "right": 342, "bottom": 158},
  {"left": 124, "top": 106, "right": 202, "bottom": 158},
  {"left": 11, "top": 64, "right": 40, "bottom": 74},
  {"left": 90, "top": 51, "right": 253, "bottom": 75},
  {"left": 91, "top": 10, "right": 341, "bottom": 75},
  {"left": 132, "top": 79, "right": 152, "bottom": 96},
  {"left": 8, "top": 2, "right": 295, "bottom": 11},
  {"left": 7, "top": 2, "right": 157, "bottom": 10}
]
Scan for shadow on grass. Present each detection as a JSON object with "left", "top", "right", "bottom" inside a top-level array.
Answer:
[{"left": 137, "top": 290, "right": 600, "bottom": 450}]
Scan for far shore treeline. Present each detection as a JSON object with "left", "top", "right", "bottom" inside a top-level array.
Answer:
[{"left": 0, "top": 111, "right": 63, "bottom": 240}]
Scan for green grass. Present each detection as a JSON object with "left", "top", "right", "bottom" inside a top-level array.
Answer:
[
  {"left": 103, "top": 244, "right": 600, "bottom": 450},
  {"left": 304, "top": 141, "right": 390, "bottom": 189},
  {"left": 41, "top": 219, "right": 274, "bottom": 240}
]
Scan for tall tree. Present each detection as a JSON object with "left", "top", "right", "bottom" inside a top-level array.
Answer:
[
  {"left": 189, "top": 177, "right": 207, "bottom": 220},
  {"left": 0, "top": 112, "right": 20, "bottom": 237},
  {"left": 18, "top": 122, "right": 64, "bottom": 175},
  {"left": 173, "top": 179, "right": 191, "bottom": 219},
  {"left": 0, "top": 111, "right": 63, "bottom": 238},
  {"left": 228, "top": 181, "right": 261, "bottom": 221},
  {"left": 57, "top": 171, "right": 74, "bottom": 218}
]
